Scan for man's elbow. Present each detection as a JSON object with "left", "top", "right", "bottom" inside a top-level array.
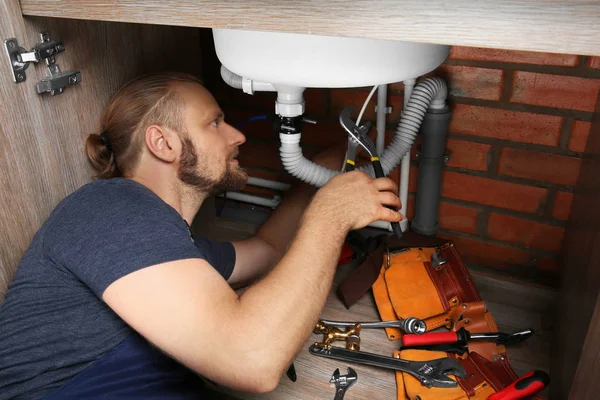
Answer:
[
  {"left": 249, "top": 374, "right": 280, "bottom": 394},
  {"left": 226, "top": 367, "right": 280, "bottom": 394},
  {"left": 235, "top": 354, "right": 285, "bottom": 393}
]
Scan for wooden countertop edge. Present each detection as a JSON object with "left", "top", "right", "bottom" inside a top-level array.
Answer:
[{"left": 20, "top": 0, "right": 600, "bottom": 56}]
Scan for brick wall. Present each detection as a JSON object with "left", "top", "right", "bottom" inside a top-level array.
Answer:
[{"left": 201, "top": 33, "right": 600, "bottom": 287}]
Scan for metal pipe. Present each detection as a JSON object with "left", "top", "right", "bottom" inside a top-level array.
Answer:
[
  {"left": 219, "top": 192, "right": 281, "bottom": 209},
  {"left": 247, "top": 177, "right": 291, "bottom": 191},
  {"left": 399, "top": 78, "right": 416, "bottom": 232},
  {"left": 411, "top": 106, "right": 452, "bottom": 235},
  {"left": 376, "top": 84, "right": 388, "bottom": 156}
]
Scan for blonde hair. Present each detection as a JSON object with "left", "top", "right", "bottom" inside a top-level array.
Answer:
[{"left": 86, "top": 72, "right": 203, "bottom": 179}]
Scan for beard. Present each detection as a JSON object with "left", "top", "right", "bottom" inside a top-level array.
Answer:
[{"left": 178, "top": 136, "right": 247, "bottom": 196}]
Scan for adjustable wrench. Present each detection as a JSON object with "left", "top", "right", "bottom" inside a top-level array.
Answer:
[
  {"left": 310, "top": 343, "right": 466, "bottom": 388},
  {"left": 339, "top": 106, "right": 403, "bottom": 239},
  {"left": 330, "top": 367, "right": 357, "bottom": 399}
]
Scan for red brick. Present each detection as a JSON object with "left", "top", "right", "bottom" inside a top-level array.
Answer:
[
  {"left": 406, "top": 194, "right": 416, "bottom": 220},
  {"left": 242, "top": 167, "right": 295, "bottom": 185},
  {"left": 389, "top": 81, "right": 405, "bottom": 92},
  {"left": 537, "top": 256, "right": 559, "bottom": 273},
  {"left": 242, "top": 184, "right": 278, "bottom": 198},
  {"left": 568, "top": 120, "right": 592, "bottom": 153},
  {"left": 510, "top": 71, "right": 600, "bottom": 112},
  {"left": 238, "top": 141, "right": 282, "bottom": 171},
  {"left": 450, "top": 104, "right": 563, "bottom": 146},
  {"left": 553, "top": 191, "right": 574, "bottom": 221},
  {"left": 304, "top": 88, "right": 328, "bottom": 116},
  {"left": 438, "top": 233, "right": 530, "bottom": 270},
  {"left": 446, "top": 139, "right": 490, "bottom": 171},
  {"left": 441, "top": 171, "right": 547, "bottom": 213},
  {"left": 410, "top": 137, "right": 490, "bottom": 172},
  {"left": 224, "top": 109, "right": 272, "bottom": 141},
  {"left": 438, "top": 202, "right": 479, "bottom": 234},
  {"left": 301, "top": 120, "right": 348, "bottom": 148},
  {"left": 588, "top": 57, "right": 600, "bottom": 69},
  {"left": 433, "top": 65, "right": 503, "bottom": 100},
  {"left": 487, "top": 213, "right": 565, "bottom": 252},
  {"left": 231, "top": 90, "right": 276, "bottom": 112},
  {"left": 450, "top": 46, "right": 579, "bottom": 66},
  {"left": 409, "top": 165, "right": 419, "bottom": 193},
  {"left": 330, "top": 89, "right": 403, "bottom": 122},
  {"left": 498, "top": 148, "right": 582, "bottom": 186}
]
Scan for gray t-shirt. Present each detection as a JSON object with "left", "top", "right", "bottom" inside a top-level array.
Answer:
[{"left": 0, "top": 178, "right": 235, "bottom": 399}]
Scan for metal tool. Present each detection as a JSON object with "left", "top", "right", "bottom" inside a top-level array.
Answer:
[
  {"left": 402, "top": 327, "right": 534, "bottom": 348},
  {"left": 314, "top": 321, "right": 362, "bottom": 350},
  {"left": 4, "top": 32, "right": 81, "bottom": 95},
  {"left": 319, "top": 316, "right": 426, "bottom": 335},
  {"left": 310, "top": 343, "right": 466, "bottom": 388},
  {"left": 286, "top": 363, "right": 297, "bottom": 382},
  {"left": 330, "top": 367, "right": 357, "bottom": 400},
  {"left": 339, "top": 106, "right": 403, "bottom": 239}
]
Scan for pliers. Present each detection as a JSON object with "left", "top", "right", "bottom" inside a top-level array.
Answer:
[
  {"left": 339, "top": 106, "right": 403, "bottom": 238},
  {"left": 400, "top": 327, "right": 534, "bottom": 355}
]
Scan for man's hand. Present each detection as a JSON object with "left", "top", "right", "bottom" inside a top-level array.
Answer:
[{"left": 307, "top": 171, "right": 403, "bottom": 233}]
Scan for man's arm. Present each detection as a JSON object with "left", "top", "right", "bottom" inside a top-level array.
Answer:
[
  {"left": 103, "top": 172, "right": 402, "bottom": 393},
  {"left": 228, "top": 146, "right": 345, "bottom": 287}
]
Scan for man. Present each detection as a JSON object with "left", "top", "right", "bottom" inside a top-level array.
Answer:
[{"left": 0, "top": 72, "right": 402, "bottom": 399}]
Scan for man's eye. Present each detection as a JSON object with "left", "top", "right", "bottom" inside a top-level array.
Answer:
[{"left": 211, "top": 120, "right": 219, "bottom": 127}]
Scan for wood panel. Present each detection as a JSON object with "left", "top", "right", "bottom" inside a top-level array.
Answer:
[
  {"left": 0, "top": 0, "right": 202, "bottom": 301},
  {"left": 552, "top": 89, "right": 600, "bottom": 398},
  {"left": 19, "top": 0, "right": 600, "bottom": 57}
]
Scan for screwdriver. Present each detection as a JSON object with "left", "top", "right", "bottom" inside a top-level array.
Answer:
[
  {"left": 488, "top": 370, "right": 549, "bottom": 400},
  {"left": 401, "top": 327, "right": 533, "bottom": 347}
]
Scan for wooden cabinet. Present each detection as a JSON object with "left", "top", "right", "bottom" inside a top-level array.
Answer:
[{"left": 1, "top": 1, "right": 599, "bottom": 398}]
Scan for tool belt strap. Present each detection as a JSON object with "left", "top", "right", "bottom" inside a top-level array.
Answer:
[{"left": 337, "top": 232, "right": 446, "bottom": 308}]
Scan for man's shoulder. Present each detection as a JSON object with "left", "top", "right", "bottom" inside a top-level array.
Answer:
[
  {"left": 57, "top": 178, "right": 162, "bottom": 216},
  {"left": 67, "top": 178, "right": 153, "bottom": 203},
  {"left": 44, "top": 178, "right": 175, "bottom": 240}
]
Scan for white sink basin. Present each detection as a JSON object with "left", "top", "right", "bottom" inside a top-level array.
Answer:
[{"left": 213, "top": 29, "right": 449, "bottom": 88}]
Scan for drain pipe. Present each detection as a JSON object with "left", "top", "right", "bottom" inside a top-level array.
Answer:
[
  {"left": 399, "top": 78, "right": 416, "bottom": 232},
  {"left": 221, "top": 65, "right": 449, "bottom": 202},
  {"left": 276, "top": 77, "right": 448, "bottom": 187},
  {"left": 376, "top": 84, "right": 388, "bottom": 155},
  {"left": 411, "top": 104, "right": 451, "bottom": 235}
]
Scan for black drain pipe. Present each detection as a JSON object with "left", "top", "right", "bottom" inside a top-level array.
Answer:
[{"left": 411, "top": 106, "right": 452, "bottom": 236}]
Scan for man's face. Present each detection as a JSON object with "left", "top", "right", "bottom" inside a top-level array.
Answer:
[{"left": 176, "top": 83, "right": 247, "bottom": 195}]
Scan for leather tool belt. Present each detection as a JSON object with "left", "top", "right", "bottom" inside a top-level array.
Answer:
[{"left": 337, "top": 233, "right": 545, "bottom": 400}]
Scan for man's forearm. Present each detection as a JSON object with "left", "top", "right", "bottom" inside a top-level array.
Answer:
[
  {"left": 235, "top": 207, "right": 346, "bottom": 385},
  {"left": 254, "top": 182, "right": 316, "bottom": 263},
  {"left": 255, "top": 145, "right": 346, "bottom": 265}
]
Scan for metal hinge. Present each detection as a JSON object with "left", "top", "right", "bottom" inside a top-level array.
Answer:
[{"left": 3, "top": 32, "right": 81, "bottom": 95}]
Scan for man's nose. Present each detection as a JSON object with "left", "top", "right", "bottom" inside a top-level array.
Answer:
[{"left": 225, "top": 122, "right": 246, "bottom": 146}]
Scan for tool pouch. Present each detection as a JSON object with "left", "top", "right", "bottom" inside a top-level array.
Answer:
[
  {"left": 394, "top": 350, "right": 544, "bottom": 400},
  {"left": 371, "top": 242, "right": 505, "bottom": 361}
]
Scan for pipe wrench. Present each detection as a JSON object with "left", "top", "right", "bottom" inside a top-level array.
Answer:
[
  {"left": 339, "top": 106, "right": 403, "bottom": 238},
  {"left": 309, "top": 343, "right": 466, "bottom": 388}
]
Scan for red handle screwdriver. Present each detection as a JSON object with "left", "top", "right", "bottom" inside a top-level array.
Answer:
[
  {"left": 488, "top": 370, "right": 549, "bottom": 400},
  {"left": 401, "top": 327, "right": 533, "bottom": 347}
]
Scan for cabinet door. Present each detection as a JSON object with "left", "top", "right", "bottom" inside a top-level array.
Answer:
[
  {"left": 0, "top": 0, "right": 202, "bottom": 301},
  {"left": 552, "top": 92, "right": 600, "bottom": 398}
]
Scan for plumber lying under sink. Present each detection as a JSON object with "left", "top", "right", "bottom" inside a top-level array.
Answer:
[{"left": 0, "top": 70, "right": 405, "bottom": 398}]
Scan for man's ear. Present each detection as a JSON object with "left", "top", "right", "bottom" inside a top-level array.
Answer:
[{"left": 145, "top": 125, "right": 179, "bottom": 163}]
